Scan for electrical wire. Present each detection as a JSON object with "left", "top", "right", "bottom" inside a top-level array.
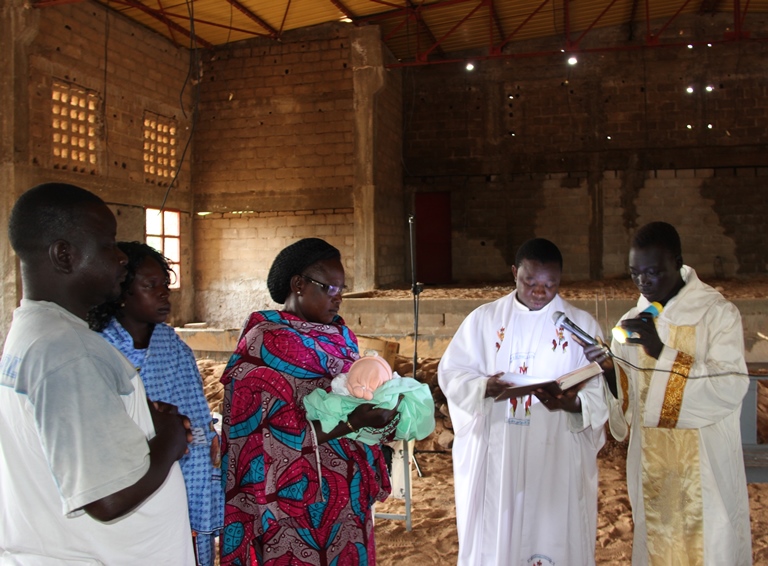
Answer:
[
  {"left": 604, "top": 348, "right": 757, "bottom": 380},
  {"left": 102, "top": 1, "right": 114, "bottom": 170},
  {"left": 158, "top": 0, "right": 200, "bottom": 211}
]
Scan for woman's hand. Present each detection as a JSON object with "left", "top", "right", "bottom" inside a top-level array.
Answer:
[
  {"left": 348, "top": 395, "right": 403, "bottom": 430},
  {"left": 312, "top": 396, "right": 403, "bottom": 445}
]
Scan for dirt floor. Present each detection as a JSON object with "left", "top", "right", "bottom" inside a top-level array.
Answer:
[{"left": 360, "top": 275, "right": 768, "bottom": 301}]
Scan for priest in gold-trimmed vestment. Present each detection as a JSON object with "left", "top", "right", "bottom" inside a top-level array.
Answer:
[{"left": 579, "top": 222, "right": 752, "bottom": 566}]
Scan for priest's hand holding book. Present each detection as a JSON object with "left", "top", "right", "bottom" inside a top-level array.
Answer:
[
  {"left": 485, "top": 362, "right": 603, "bottom": 413},
  {"left": 531, "top": 382, "right": 583, "bottom": 413}
]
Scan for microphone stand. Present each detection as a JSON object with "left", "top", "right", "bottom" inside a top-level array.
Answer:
[
  {"left": 406, "top": 214, "right": 423, "bottom": 531},
  {"left": 378, "top": 215, "right": 419, "bottom": 531}
]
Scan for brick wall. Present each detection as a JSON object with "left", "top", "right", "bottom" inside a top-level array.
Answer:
[
  {"left": 403, "top": 14, "right": 768, "bottom": 280},
  {"left": 192, "top": 24, "right": 407, "bottom": 327},
  {"left": 3, "top": 0, "right": 196, "bottom": 337},
  {"left": 191, "top": 25, "right": 356, "bottom": 329},
  {"left": 193, "top": 24, "right": 355, "bottom": 214}
]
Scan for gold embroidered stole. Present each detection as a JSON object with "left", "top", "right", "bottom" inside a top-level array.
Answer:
[{"left": 638, "top": 324, "right": 704, "bottom": 565}]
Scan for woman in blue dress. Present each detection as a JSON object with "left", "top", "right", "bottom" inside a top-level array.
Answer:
[{"left": 89, "top": 241, "right": 223, "bottom": 566}]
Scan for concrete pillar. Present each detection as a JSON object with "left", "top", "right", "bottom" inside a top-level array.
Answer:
[
  {"left": 350, "top": 27, "right": 386, "bottom": 292},
  {"left": 0, "top": 0, "right": 37, "bottom": 341}
]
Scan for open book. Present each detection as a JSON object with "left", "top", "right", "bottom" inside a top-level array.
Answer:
[{"left": 493, "top": 361, "right": 603, "bottom": 401}]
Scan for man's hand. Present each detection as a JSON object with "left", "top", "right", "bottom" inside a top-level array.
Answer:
[
  {"left": 534, "top": 382, "right": 583, "bottom": 413},
  {"left": 485, "top": 372, "right": 508, "bottom": 400},
  {"left": 571, "top": 335, "right": 614, "bottom": 371},
  {"left": 571, "top": 334, "right": 619, "bottom": 398},
  {"left": 148, "top": 399, "right": 192, "bottom": 458},
  {"left": 83, "top": 399, "right": 193, "bottom": 522},
  {"left": 617, "top": 313, "right": 664, "bottom": 359}
]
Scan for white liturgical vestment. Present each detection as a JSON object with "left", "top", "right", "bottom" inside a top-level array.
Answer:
[{"left": 438, "top": 292, "right": 608, "bottom": 566}]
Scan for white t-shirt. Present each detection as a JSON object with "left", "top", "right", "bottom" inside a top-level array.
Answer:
[{"left": 0, "top": 300, "right": 194, "bottom": 565}]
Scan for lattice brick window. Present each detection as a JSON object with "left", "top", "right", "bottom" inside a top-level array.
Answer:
[
  {"left": 146, "top": 208, "right": 181, "bottom": 289},
  {"left": 143, "top": 112, "right": 178, "bottom": 186},
  {"left": 51, "top": 81, "right": 98, "bottom": 172}
]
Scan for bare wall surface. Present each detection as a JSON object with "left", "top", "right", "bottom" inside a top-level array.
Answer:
[
  {"left": 192, "top": 24, "right": 406, "bottom": 328},
  {"left": 2, "top": 0, "right": 196, "bottom": 341},
  {"left": 192, "top": 208, "right": 355, "bottom": 328},
  {"left": 403, "top": 14, "right": 768, "bottom": 282}
]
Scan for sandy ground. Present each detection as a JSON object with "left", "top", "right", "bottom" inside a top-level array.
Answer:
[
  {"left": 198, "top": 277, "right": 768, "bottom": 565},
  {"left": 372, "top": 440, "right": 768, "bottom": 565},
  {"left": 358, "top": 276, "right": 768, "bottom": 301}
]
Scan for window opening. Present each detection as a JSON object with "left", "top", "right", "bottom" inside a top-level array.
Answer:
[
  {"left": 146, "top": 207, "right": 181, "bottom": 289},
  {"left": 143, "top": 111, "right": 178, "bottom": 186},
  {"left": 51, "top": 80, "right": 99, "bottom": 173}
]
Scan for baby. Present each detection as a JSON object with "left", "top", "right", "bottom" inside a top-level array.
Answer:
[{"left": 332, "top": 355, "right": 393, "bottom": 400}]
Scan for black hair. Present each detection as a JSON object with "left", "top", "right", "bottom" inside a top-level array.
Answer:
[
  {"left": 8, "top": 183, "right": 105, "bottom": 261},
  {"left": 266, "top": 238, "right": 341, "bottom": 304},
  {"left": 87, "top": 241, "right": 172, "bottom": 331},
  {"left": 632, "top": 222, "right": 682, "bottom": 257},
  {"left": 514, "top": 238, "right": 563, "bottom": 269}
]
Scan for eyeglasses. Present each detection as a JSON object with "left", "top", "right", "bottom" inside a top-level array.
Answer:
[{"left": 301, "top": 275, "right": 346, "bottom": 297}]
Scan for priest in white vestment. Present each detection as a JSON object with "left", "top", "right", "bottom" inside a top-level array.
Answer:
[
  {"left": 438, "top": 238, "right": 608, "bottom": 566},
  {"left": 579, "top": 222, "right": 752, "bottom": 565}
]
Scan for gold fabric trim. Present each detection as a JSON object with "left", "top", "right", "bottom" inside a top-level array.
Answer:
[
  {"left": 658, "top": 351, "right": 693, "bottom": 429},
  {"left": 642, "top": 427, "right": 704, "bottom": 565},
  {"left": 618, "top": 365, "right": 629, "bottom": 414},
  {"left": 641, "top": 323, "right": 703, "bottom": 564}
]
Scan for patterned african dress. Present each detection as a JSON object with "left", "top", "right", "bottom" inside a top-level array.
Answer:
[
  {"left": 100, "top": 319, "right": 224, "bottom": 566},
  {"left": 220, "top": 311, "right": 392, "bottom": 566}
]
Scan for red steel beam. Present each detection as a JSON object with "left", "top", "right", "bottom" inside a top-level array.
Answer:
[
  {"left": 153, "top": 0, "right": 179, "bottom": 49},
  {"left": 489, "top": 0, "right": 507, "bottom": 45},
  {"left": 32, "top": 0, "right": 83, "bottom": 6},
  {"left": 571, "top": 0, "right": 624, "bottom": 47},
  {"left": 420, "top": 0, "right": 487, "bottom": 60},
  {"left": 729, "top": 0, "right": 751, "bottom": 38},
  {"left": 387, "top": 35, "right": 764, "bottom": 67},
  {"left": 90, "top": 0, "right": 215, "bottom": 48},
  {"left": 497, "top": 0, "right": 551, "bottom": 51},
  {"left": 223, "top": 0, "right": 278, "bottom": 36},
  {"left": 278, "top": 0, "right": 292, "bottom": 35},
  {"left": 409, "top": 0, "right": 447, "bottom": 59},
  {"left": 646, "top": 0, "right": 696, "bottom": 43},
  {"left": 329, "top": 0, "right": 355, "bottom": 19}
]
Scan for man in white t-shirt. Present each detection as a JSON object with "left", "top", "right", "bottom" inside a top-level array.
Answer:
[{"left": 0, "top": 183, "right": 196, "bottom": 565}]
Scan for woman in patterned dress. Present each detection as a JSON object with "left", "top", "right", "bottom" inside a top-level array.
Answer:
[
  {"left": 219, "top": 238, "right": 399, "bottom": 566},
  {"left": 88, "top": 242, "right": 223, "bottom": 566}
]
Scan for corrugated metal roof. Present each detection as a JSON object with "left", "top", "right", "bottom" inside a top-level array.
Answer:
[{"left": 57, "top": 0, "right": 768, "bottom": 63}]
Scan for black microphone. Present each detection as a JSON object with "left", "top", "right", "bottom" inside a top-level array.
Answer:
[{"left": 552, "top": 311, "right": 598, "bottom": 346}]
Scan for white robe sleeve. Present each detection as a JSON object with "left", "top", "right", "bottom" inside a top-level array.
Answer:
[
  {"left": 561, "top": 312, "right": 609, "bottom": 434},
  {"left": 437, "top": 307, "right": 496, "bottom": 438},
  {"left": 643, "top": 300, "right": 749, "bottom": 429}
]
